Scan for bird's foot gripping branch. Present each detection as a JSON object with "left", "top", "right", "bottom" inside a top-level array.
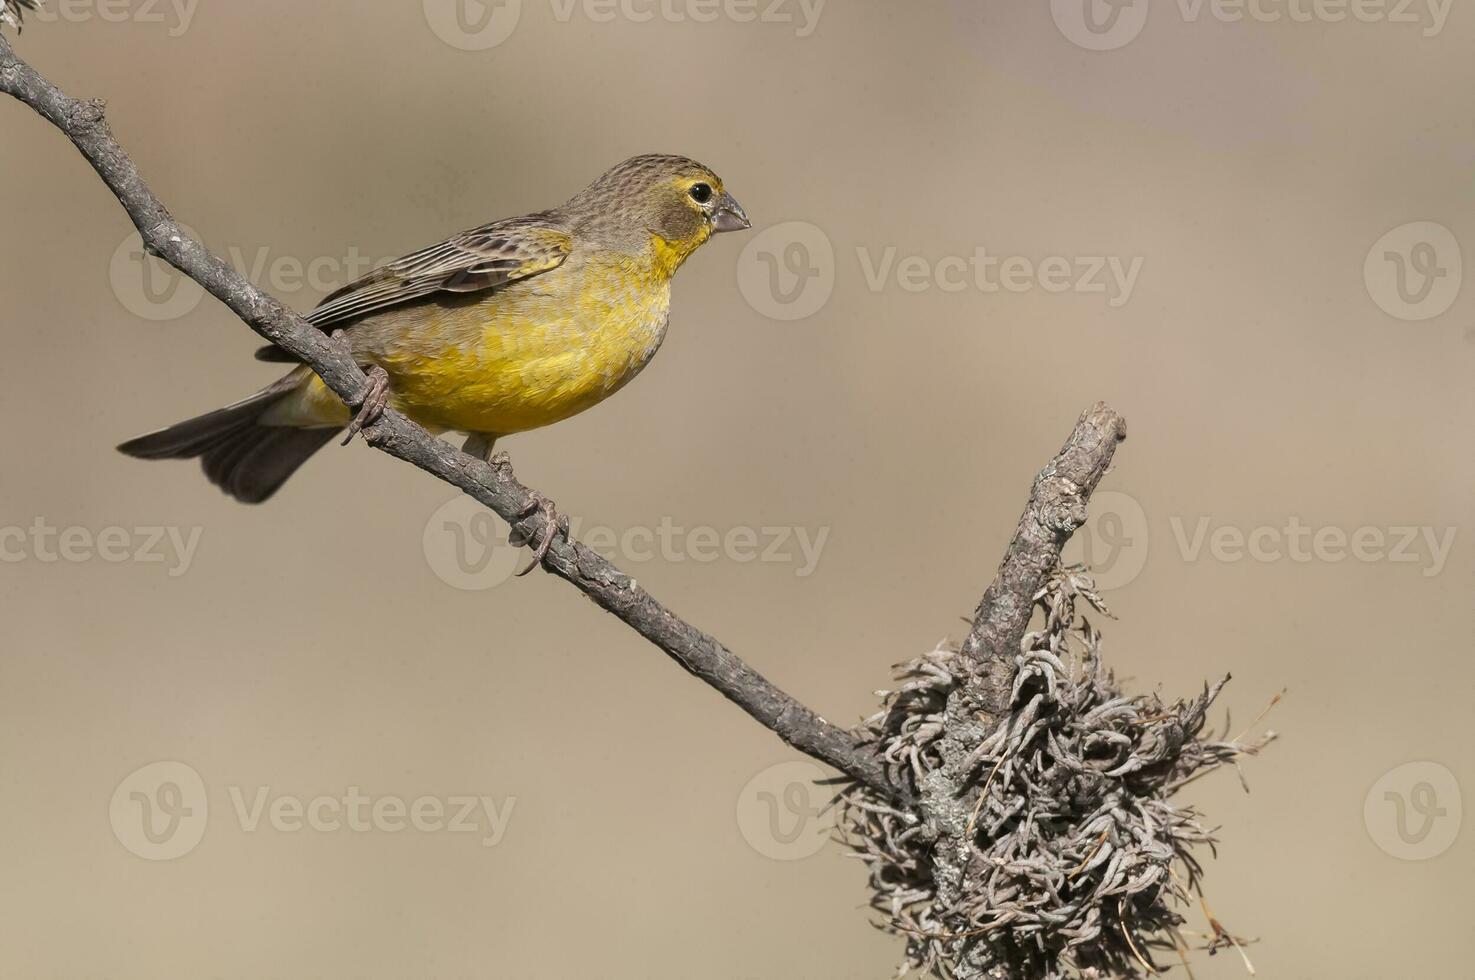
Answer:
[{"left": 1, "top": 29, "right": 1277, "bottom": 980}]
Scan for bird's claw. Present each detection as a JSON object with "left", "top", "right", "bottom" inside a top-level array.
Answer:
[
  {"left": 342, "top": 366, "right": 390, "bottom": 446},
  {"left": 513, "top": 491, "right": 565, "bottom": 577},
  {"left": 328, "top": 329, "right": 389, "bottom": 446}
]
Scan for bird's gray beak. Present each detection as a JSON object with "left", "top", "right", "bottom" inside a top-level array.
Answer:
[{"left": 712, "top": 192, "right": 751, "bottom": 233}]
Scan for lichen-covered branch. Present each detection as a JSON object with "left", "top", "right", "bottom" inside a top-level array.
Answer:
[
  {"left": 831, "top": 408, "right": 1271, "bottom": 980},
  {"left": 898, "top": 404, "right": 1133, "bottom": 978},
  {"left": 0, "top": 32, "right": 901, "bottom": 804},
  {"left": 960, "top": 403, "right": 1127, "bottom": 718},
  {"left": 841, "top": 574, "right": 1274, "bottom": 978}
]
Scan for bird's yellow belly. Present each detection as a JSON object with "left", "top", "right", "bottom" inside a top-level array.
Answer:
[
  {"left": 373, "top": 282, "right": 671, "bottom": 436},
  {"left": 274, "top": 258, "right": 676, "bottom": 436}
]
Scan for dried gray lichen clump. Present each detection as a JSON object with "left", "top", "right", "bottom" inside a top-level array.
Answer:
[
  {"left": 838, "top": 567, "right": 1275, "bottom": 979},
  {"left": 0, "top": 0, "right": 39, "bottom": 32}
]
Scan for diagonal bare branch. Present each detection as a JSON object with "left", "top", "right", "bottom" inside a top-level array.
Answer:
[
  {"left": 0, "top": 33, "right": 907, "bottom": 804},
  {"left": 1, "top": 24, "right": 1132, "bottom": 823}
]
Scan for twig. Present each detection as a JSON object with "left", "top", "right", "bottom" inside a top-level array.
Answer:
[
  {"left": 962, "top": 731, "right": 1012, "bottom": 842},
  {"left": 1119, "top": 897, "right": 1159, "bottom": 976},
  {"left": 959, "top": 402, "right": 1127, "bottom": 716},
  {"left": 1229, "top": 690, "right": 1283, "bottom": 746}
]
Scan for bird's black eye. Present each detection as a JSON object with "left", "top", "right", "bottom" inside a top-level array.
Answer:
[{"left": 689, "top": 182, "right": 714, "bottom": 205}]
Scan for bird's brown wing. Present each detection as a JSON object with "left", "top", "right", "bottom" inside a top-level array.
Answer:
[
  {"left": 309, "top": 215, "right": 572, "bottom": 327},
  {"left": 254, "top": 215, "right": 572, "bottom": 361}
]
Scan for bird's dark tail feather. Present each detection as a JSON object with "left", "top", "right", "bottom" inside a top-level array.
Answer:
[{"left": 117, "top": 376, "right": 340, "bottom": 504}]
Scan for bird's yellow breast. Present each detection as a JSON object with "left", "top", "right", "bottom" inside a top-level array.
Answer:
[
  {"left": 274, "top": 236, "right": 701, "bottom": 437},
  {"left": 342, "top": 250, "right": 674, "bottom": 436}
]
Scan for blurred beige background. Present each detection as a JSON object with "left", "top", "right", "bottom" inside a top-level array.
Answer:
[{"left": 1, "top": 1, "right": 1472, "bottom": 977}]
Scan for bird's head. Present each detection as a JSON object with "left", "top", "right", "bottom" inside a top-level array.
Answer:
[{"left": 568, "top": 153, "right": 751, "bottom": 276}]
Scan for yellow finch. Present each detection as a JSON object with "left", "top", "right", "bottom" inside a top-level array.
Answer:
[{"left": 119, "top": 154, "right": 750, "bottom": 505}]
